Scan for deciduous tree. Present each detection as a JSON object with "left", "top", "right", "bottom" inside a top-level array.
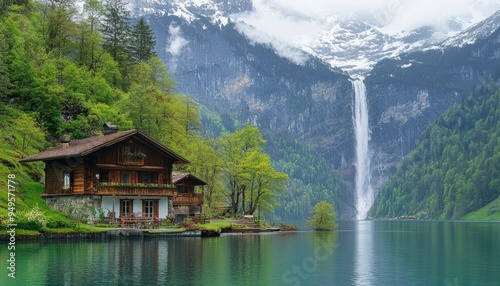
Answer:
[{"left": 307, "top": 201, "right": 337, "bottom": 231}]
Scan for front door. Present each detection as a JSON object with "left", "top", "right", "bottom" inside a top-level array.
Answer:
[{"left": 142, "top": 200, "right": 159, "bottom": 218}]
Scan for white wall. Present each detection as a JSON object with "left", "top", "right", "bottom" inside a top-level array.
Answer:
[{"left": 100, "top": 196, "right": 170, "bottom": 218}]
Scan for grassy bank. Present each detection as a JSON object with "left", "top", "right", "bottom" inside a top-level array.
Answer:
[{"left": 461, "top": 197, "right": 500, "bottom": 220}]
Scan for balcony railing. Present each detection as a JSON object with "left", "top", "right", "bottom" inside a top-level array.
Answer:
[
  {"left": 173, "top": 193, "right": 204, "bottom": 206},
  {"left": 97, "top": 183, "right": 178, "bottom": 196}
]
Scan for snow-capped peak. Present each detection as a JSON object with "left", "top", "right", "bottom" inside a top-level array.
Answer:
[
  {"left": 301, "top": 17, "right": 444, "bottom": 77},
  {"left": 129, "top": 0, "right": 253, "bottom": 26},
  {"left": 129, "top": 0, "right": 500, "bottom": 77},
  {"left": 442, "top": 10, "right": 500, "bottom": 47}
]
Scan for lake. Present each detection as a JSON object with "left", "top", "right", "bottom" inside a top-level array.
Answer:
[{"left": 1, "top": 221, "right": 499, "bottom": 285}]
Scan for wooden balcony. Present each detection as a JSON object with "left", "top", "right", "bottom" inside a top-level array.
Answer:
[
  {"left": 97, "top": 185, "right": 178, "bottom": 196},
  {"left": 173, "top": 193, "right": 204, "bottom": 206}
]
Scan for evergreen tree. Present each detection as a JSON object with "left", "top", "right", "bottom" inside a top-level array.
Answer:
[
  {"left": 130, "top": 17, "right": 156, "bottom": 63},
  {"left": 39, "top": 0, "right": 78, "bottom": 56},
  {"left": 371, "top": 88, "right": 500, "bottom": 219},
  {"left": 100, "top": 0, "right": 131, "bottom": 88}
]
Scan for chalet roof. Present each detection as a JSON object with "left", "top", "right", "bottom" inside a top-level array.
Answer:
[
  {"left": 19, "top": 129, "right": 189, "bottom": 164},
  {"left": 172, "top": 171, "right": 207, "bottom": 186}
]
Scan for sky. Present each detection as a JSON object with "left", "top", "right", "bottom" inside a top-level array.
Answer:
[{"left": 231, "top": 0, "right": 500, "bottom": 60}]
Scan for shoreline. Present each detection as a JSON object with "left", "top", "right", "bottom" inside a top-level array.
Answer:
[
  {"left": 0, "top": 229, "right": 204, "bottom": 241},
  {"left": 0, "top": 227, "right": 293, "bottom": 241}
]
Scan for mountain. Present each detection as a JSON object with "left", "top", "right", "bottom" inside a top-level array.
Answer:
[
  {"left": 302, "top": 18, "right": 441, "bottom": 77},
  {"left": 129, "top": 0, "right": 500, "bottom": 219},
  {"left": 370, "top": 86, "right": 500, "bottom": 219},
  {"left": 441, "top": 10, "right": 500, "bottom": 48},
  {"left": 130, "top": 0, "right": 472, "bottom": 77},
  {"left": 365, "top": 11, "right": 500, "bottom": 205},
  {"left": 130, "top": 0, "right": 357, "bottom": 218}
]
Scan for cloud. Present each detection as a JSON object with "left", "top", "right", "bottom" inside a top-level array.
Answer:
[
  {"left": 166, "top": 24, "right": 189, "bottom": 70},
  {"left": 375, "top": 0, "right": 492, "bottom": 35},
  {"left": 234, "top": 22, "right": 310, "bottom": 65},
  {"left": 166, "top": 24, "right": 189, "bottom": 56},
  {"left": 233, "top": 1, "right": 321, "bottom": 64},
  {"left": 232, "top": 0, "right": 500, "bottom": 51}
]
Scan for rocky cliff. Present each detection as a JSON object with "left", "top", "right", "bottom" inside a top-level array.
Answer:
[
  {"left": 134, "top": 1, "right": 500, "bottom": 219},
  {"left": 366, "top": 22, "right": 500, "bottom": 199},
  {"left": 145, "top": 13, "right": 358, "bottom": 218}
]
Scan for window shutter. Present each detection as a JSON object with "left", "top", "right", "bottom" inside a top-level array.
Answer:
[{"left": 154, "top": 200, "right": 159, "bottom": 218}]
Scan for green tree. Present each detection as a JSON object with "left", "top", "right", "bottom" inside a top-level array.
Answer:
[
  {"left": 78, "top": 0, "right": 105, "bottom": 70},
  {"left": 307, "top": 201, "right": 337, "bottom": 231},
  {"left": 371, "top": 88, "right": 500, "bottom": 219},
  {"left": 11, "top": 112, "right": 45, "bottom": 153},
  {"left": 39, "top": 0, "right": 78, "bottom": 56},
  {"left": 121, "top": 60, "right": 167, "bottom": 137},
  {"left": 184, "top": 137, "right": 225, "bottom": 207},
  {"left": 219, "top": 123, "right": 286, "bottom": 216},
  {"left": 0, "top": 31, "right": 10, "bottom": 104},
  {"left": 100, "top": 0, "right": 131, "bottom": 88},
  {"left": 130, "top": 17, "right": 156, "bottom": 63},
  {"left": 2, "top": 5, "right": 40, "bottom": 104},
  {"left": 242, "top": 151, "right": 288, "bottom": 216}
]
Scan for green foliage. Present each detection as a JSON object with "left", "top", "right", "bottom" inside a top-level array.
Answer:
[
  {"left": 0, "top": 0, "right": 311, "bottom": 229},
  {"left": 101, "top": 0, "right": 132, "bottom": 89},
  {"left": 65, "top": 198, "right": 103, "bottom": 228},
  {"left": 461, "top": 196, "right": 500, "bottom": 220},
  {"left": 278, "top": 222, "right": 299, "bottom": 231},
  {"left": 184, "top": 138, "right": 225, "bottom": 207},
  {"left": 16, "top": 205, "right": 47, "bottom": 231},
  {"left": 0, "top": 0, "right": 284, "bottom": 227},
  {"left": 218, "top": 124, "right": 288, "bottom": 216},
  {"left": 196, "top": 221, "right": 232, "bottom": 235},
  {"left": 269, "top": 137, "right": 348, "bottom": 219},
  {"left": 130, "top": 17, "right": 156, "bottom": 63},
  {"left": 307, "top": 201, "right": 337, "bottom": 231},
  {"left": 371, "top": 87, "right": 500, "bottom": 219}
]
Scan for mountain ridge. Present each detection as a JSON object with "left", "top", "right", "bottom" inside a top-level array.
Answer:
[{"left": 131, "top": 0, "right": 500, "bottom": 219}]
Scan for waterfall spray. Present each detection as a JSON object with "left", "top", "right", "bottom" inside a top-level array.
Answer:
[{"left": 352, "top": 79, "right": 374, "bottom": 220}]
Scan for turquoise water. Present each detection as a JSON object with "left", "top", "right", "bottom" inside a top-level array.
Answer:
[{"left": 1, "top": 221, "right": 499, "bottom": 285}]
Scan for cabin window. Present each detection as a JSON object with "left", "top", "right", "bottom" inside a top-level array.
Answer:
[
  {"left": 122, "top": 143, "right": 145, "bottom": 165},
  {"left": 139, "top": 172, "right": 158, "bottom": 184},
  {"left": 99, "top": 170, "right": 109, "bottom": 183},
  {"left": 121, "top": 200, "right": 132, "bottom": 216},
  {"left": 63, "top": 172, "right": 71, "bottom": 189},
  {"left": 121, "top": 172, "right": 130, "bottom": 184},
  {"left": 144, "top": 200, "right": 154, "bottom": 217},
  {"left": 180, "top": 186, "right": 188, "bottom": 194}
]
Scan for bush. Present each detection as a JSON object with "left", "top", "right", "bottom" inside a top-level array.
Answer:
[
  {"left": 307, "top": 201, "right": 337, "bottom": 231},
  {"left": 279, "top": 223, "right": 299, "bottom": 231},
  {"left": 17, "top": 206, "right": 48, "bottom": 231},
  {"left": 179, "top": 218, "right": 199, "bottom": 231},
  {"left": 45, "top": 215, "right": 75, "bottom": 229}
]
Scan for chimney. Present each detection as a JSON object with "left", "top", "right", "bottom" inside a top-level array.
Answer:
[
  {"left": 61, "top": 134, "right": 70, "bottom": 150},
  {"left": 103, "top": 123, "right": 118, "bottom": 135}
]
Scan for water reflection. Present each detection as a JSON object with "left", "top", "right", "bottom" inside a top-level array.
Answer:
[
  {"left": 354, "top": 220, "right": 374, "bottom": 285},
  {"left": 1, "top": 222, "right": 499, "bottom": 286}
]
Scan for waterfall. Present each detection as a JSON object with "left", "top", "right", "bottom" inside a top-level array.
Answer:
[{"left": 352, "top": 79, "right": 374, "bottom": 220}]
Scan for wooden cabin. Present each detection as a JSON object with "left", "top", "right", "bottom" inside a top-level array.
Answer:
[
  {"left": 20, "top": 125, "right": 206, "bottom": 221},
  {"left": 172, "top": 171, "right": 207, "bottom": 218}
]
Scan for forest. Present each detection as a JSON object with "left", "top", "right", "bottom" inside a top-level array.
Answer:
[
  {"left": 0, "top": 0, "right": 290, "bottom": 225},
  {"left": 370, "top": 85, "right": 500, "bottom": 219}
]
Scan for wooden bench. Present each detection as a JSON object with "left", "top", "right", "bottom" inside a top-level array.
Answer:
[{"left": 120, "top": 215, "right": 159, "bottom": 229}]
